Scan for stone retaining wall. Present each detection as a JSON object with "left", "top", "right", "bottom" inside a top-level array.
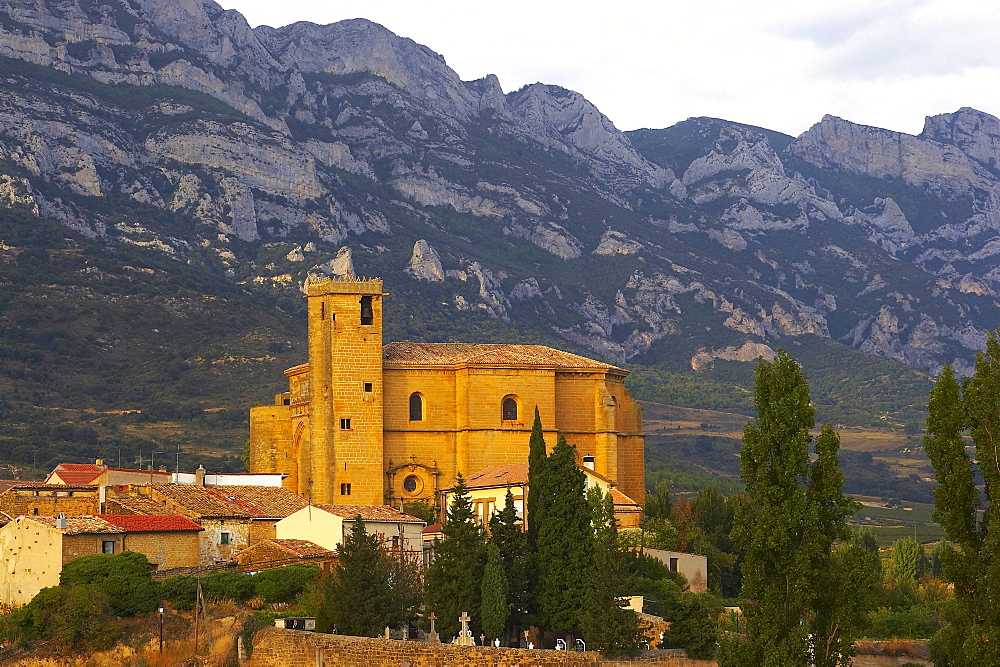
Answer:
[{"left": 250, "top": 627, "right": 717, "bottom": 666}]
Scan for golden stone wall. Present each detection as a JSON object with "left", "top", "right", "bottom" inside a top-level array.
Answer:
[
  {"left": 121, "top": 531, "right": 201, "bottom": 570},
  {"left": 250, "top": 628, "right": 714, "bottom": 666}
]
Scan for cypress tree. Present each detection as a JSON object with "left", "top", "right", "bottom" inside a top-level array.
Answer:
[
  {"left": 489, "top": 490, "right": 530, "bottom": 638},
  {"left": 481, "top": 543, "right": 510, "bottom": 643},
  {"left": 424, "top": 474, "right": 487, "bottom": 640},
  {"left": 526, "top": 406, "right": 547, "bottom": 546},
  {"left": 534, "top": 434, "right": 593, "bottom": 636}
]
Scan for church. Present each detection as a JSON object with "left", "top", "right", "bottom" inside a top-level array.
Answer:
[{"left": 249, "top": 277, "right": 645, "bottom": 510}]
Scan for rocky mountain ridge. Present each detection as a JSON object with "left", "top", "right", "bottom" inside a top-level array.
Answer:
[{"left": 1, "top": 0, "right": 998, "bottom": 392}]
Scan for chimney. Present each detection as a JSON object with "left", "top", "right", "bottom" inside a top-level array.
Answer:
[
  {"left": 95, "top": 458, "right": 104, "bottom": 467},
  {"left": 583, "top": 455, "right": 596, "bottom": 471},
  {"left": 57, "top": 512, "right": 67, "bottom": 530},
  {"left": 195, "top": 465, "right": 206, "bottom": 487}
]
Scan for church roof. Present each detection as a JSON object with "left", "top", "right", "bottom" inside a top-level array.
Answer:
[{"left": 382, "top": 342, "right": 622, "bottom": 371}]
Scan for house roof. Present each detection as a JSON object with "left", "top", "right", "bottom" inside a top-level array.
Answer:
[
  {"left": 108, "top": 495, "right": 177, "bottom": 515},
  {"left": 382, "top": 342, "right": 621, "bottom": 372},
  {"left": 445, "top": 462, "right": 618, "bottom": 492},
  {"left": 203, "top": 485, "right": 308, "bottom": 519},
  {"left": 462, "top": 463, "right": 529, "bottom": 490},
  {"left": 610, "top": 489, "right": 641, "bottom": 510},
  {"left": 28, "top": 516, "right": 124, "bottom": 535},
  {"left": 47, "top": 464, "right": 104, "bottom": 485},
  {"left": 150, "top": 484, "right": 254, "bottom": 519},
  {"left": 311, "top": 504, "right": 425, "bottom": 523},
  {"left": 97, "top": 514, "right": 204, "bottom": 532},
  {"left": 0, "top": 480, "right": 45, "bottom": 494},
  {"left": 266, "top": 538, "right": 336, "bottom": 558}
]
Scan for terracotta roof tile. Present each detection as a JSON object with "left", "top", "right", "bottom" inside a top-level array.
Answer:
[
  {"left": 107, "top": 496, "right": 177, "bottom": 515},
  {"left": 267, "top": 538, "right": 336, "bottom": 558},
  {"left": 150, "top": 484, "right": 253, "bottom": 519},
  {"left": 382, "top": 342, "right": 621, "bottom": 371},
  {"left": 97, "top": 514, "right": 204, "bottom": 532},
  {"left": 610, "top": 489, "right": 641, "bottom": 509},
  {"left": 203, "top": 486, "right": 308, "bottom": 519},
  {"left": 462, "top": 463, "right": 529, "bottom": 489},
  {"left": 29, "top": 515, "right": 124, "bottom": 535},
  {"left": 312, "top": 504, "right": 425, "bottom": 523}
]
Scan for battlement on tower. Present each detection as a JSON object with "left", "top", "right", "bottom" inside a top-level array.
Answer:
[{"left": 305, "top": 277, "right": 384, "bottom": 297}]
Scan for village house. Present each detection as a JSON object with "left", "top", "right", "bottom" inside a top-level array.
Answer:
[
  {"left": 441, "top": 461, "right": 642, "bottom": 530},
  {"left": 642, "top": 547, "right": 708, "bottom": 594},
  {"left": 96, "top": 514, "right": 204, "bottom": 571},
  {"left": 0, "top": 514, "right": 201, "bottom": 606},
  {"left": 103, "top": 482, "right": 308, "bottom": 565},
  {"left": 0, "top": 483, "right": 100, "bottom": 518},
  {"left": 46, "top": 461, "right": 285, "bottom": 488},
  {"left": 275, "top": 504, "right": 425, "bottom": 555},
  {"left": 234, "top": 538, "right": 337, "bottom": 573}
]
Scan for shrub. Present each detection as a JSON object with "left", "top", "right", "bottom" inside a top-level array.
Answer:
[
  {"left": 60, "top": 551, "right": 159, "bottom": 616},
  {"left": 252, "top": 564, "right": 320, "bottom": 604},
  {"left": 5, "top": 584, "right": 121, "bottom": 652}
]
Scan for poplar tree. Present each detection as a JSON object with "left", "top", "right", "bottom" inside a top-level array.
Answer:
[
  {"left": 925, "top": 335, "right": 1000, "bottom": 663},
  {"left": 722, "top": 350, "right": 858, "bottom": 667},
  {"left": 424, "top": 475, "right": 487, "bottom": 641}
]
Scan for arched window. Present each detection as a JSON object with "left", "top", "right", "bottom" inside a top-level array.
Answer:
[
  {"left": 409, "top": 393, "right": 423, "bottom": 421},
  {"left": 502, "top": 396, "right": 518, "bottom": 422}
]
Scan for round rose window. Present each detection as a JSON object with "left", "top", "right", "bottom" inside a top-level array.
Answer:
[{"left": 403, "top": 474, "right": 420, "bottom": 494}]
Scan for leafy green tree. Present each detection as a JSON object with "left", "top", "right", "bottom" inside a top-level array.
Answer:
[
  {"left": 425, "top": 475, "right": 486, "bottom": 640},
  {"left": 810, "top": 540, "right": 882, "bottom": 667},
  {"left": 6, "top": 584, "right": 121, "bottom": 652},
  {"left": 924, "top": 341, "right": 1000, "bottom": 664},
  {"left": 887, "top": 537, "right": 928, "bottom": 585},
  {"left": 320, "top": 517, "right": 409, "bottom": 636},
  {"left": 660, "top": 593, "right": 722, "bottom": 660},
  {"left": 481, "top": 543, "right": 510, "bottom": 642},
  {"left": 644, "top": 481, "right": 672, "bottom": 520},
  {"left": 402, "top": 499, "right": 437, "bottom": 524},
  {"left": 723, "top": 350, "right": 857, "bottom": 667},
  {"left": 581, "top": 487, "right": 642, "bottom": 657},
  {"left": 489, "top": 490, "right": 530, "bottom": 638},
  {"left": 534, "top": 434, "right": 593, "bottom": 636},
  {"left": 60, "top": 551, "right": 159, "bottom": 616}
]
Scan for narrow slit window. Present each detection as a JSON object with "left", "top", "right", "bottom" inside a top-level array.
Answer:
[
  {"left": 502, "top": 397, "right": 518, "bottom": 421},
  {"left": 360, "top": 296, "right": 373, "bottom": 325},
  {"left": 340, "top": 483, "right": 352, "bottom": 496},
  {"left": 409, "top": 393, "right": 423, "bottom": 421}
]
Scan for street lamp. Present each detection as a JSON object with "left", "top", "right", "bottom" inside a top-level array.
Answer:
[{"left": 158, "top": 605, "right": 164, "bottom": 652}]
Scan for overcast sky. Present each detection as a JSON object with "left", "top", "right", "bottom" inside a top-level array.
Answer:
[{"left": 218, "top": 0, "right": 1000, "bottom": 138}]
